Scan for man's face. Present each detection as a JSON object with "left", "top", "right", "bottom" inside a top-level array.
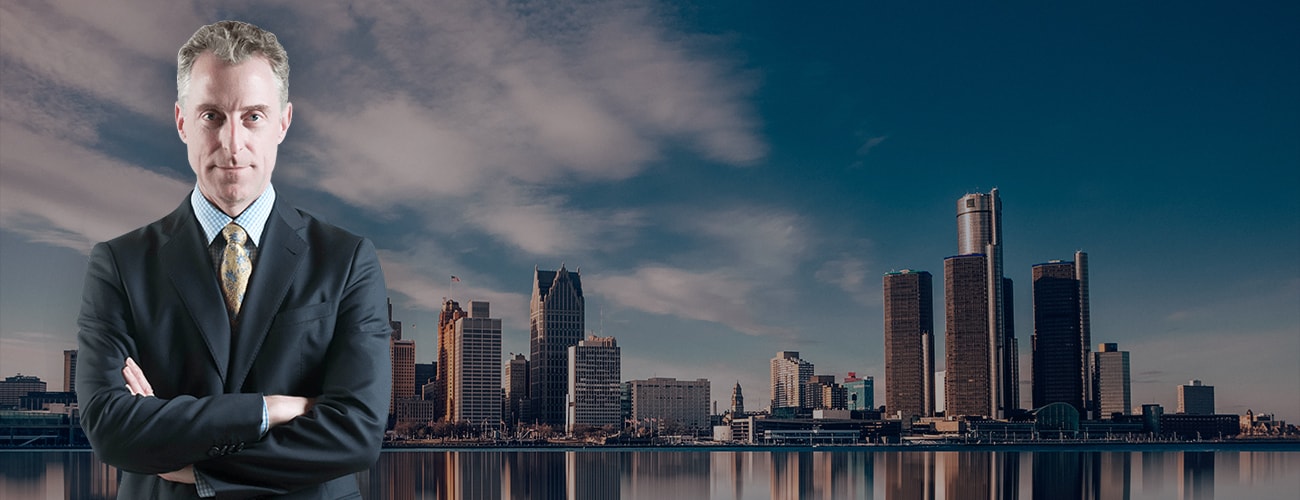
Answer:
[{"left": 176, "top": 51, "right": 291, "bottom": 216}]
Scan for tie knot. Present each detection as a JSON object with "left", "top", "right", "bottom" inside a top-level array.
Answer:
[{"left": 222, "top": 223, "right": 247, "bottom": 245}]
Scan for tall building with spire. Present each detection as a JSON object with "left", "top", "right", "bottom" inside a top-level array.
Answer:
[
  {"left": 730, "top": 382, "right": 745, "bottom": 417},
  {"left": 883, "top": 269, "right": 934, "bottom": 420},
  {"left": 945, "top": 188, "right": 1017, "bottom": 418},
  {"left": 434, "top": 299, "right": 467, "bottom": 421},
  {"left": 529, "top": 265, "right": 585, "bottom": 427}
]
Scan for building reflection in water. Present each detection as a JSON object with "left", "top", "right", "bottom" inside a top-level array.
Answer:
[{"left": 8, "top": 448, "right": 1296, "bottom": 499}]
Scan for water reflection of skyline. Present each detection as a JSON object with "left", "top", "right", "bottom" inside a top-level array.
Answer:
[{"left": 1, "top": 449, "right": 1295, "bottom": 499}]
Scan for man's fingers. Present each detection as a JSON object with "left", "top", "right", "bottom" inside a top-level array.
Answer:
[{"left": 123, "top": 357, "right": 155, "bottom": 397}]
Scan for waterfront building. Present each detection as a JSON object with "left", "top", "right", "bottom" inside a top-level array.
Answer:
[
  {"left": 770, "top": 351, "right": 814, "bottom": 411},
  {"left": 435, "top": 299, "right": 467, "bottom": 420},
  {"left": 448, "top": 301, "right": 502, "bottom": 428},
  {"left": 946, "top": 188, "right": 1018, "bottom": 418},
  {"left": 1031, "top": 255, "right": 1090, "bottom": 414},
  {"left": 629, "top": 377, "right": 711, "bottom": 432},
  {"left": 1177, "top": 380, "right": 1215, "bottom": 415},
  {"left": 391, "top": 339, "right": 416, "bottom": 409},
  {"left": 387, "top": 300, "right": 416, "bottom": 417},
  {"left": 0, "top": 374, "right": 46, "bottom": 409},
  {"left": 883, "top": 269, "right": 934, "bottom": 420},
  {"left": 842, "top": 374, "right": 874, "bottom": 411},
  {"left": 531, "top": 265, "right": 585, "bottom": 427},
  {"left": 805, "top": 374, "right": 836, "bottom": 409},
  {"left": 63, "top": 350, "right": 77, "bottom": 393},
  {"left": 1091, "top": 343, "right": 1131, "bottom": 418},
  {"left": 567, "top": 336, "right": 621, "bottom": 432},
  {"left": 944, "top": 254, "right": 992, "bottom": 418},
  {"left": 504, "top": 353, "right": 529, "bottom": 428},
  {"left": 730, "top": 381, "right": 746, "bottom": 416},
  {"left": 415, "top": 362, "right": 436, "bottom": 393}
]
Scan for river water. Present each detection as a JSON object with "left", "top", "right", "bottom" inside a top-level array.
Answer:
[{"left": 2, "top": 448, "right": 1297, "bottom": 499}]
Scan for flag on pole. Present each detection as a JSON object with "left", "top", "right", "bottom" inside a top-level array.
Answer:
[{"left": 451, "top": 275, "right": 461, "bottom": 282}]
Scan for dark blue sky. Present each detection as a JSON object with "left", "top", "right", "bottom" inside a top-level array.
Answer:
[{"left": 1, "top": 0, "right": 1296, "bottom": 419}]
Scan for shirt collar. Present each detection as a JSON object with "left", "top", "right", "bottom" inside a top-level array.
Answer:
[{"left": 191, "top": 184, "right": 276, "bottom": 246}]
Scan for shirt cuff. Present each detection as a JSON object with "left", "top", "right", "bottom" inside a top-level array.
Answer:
[
  {"left": 260, "top": 397, "right": 270, "bottom": 435},
  {"left": 195, "top": 469, "right": 216, "bottom": 497}
]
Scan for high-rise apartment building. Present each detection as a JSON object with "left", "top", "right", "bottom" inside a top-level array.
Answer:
[
  {"left": 1091, "top": 343, "right": 1131, "bottom": 418},
  {"left": 1177, "top": 380, "right": 1215, "bottom": 415},
  {"left": 629, "top": 377, "right": 711, "bottom": 432},
  {"left": 435, "top": 299, "right": 467, "bottom": 421},
  {"left": 566, "top": 336, "right": 621, "bottom": 432},
  {"left": 530, "top": 266, "right": 585, "bottom": 427},
  {"left": 946, "top": 189, "right": 1018, "bottom": 418},
  {"left": 770, "top": 351, "right": 814, "bottom": 411},
  {"left": 63, "top": 350, "right": 77, "bottom": 393},
  {"left": 504, "top": 353, "right": 529, "bottom": 428},
  {"left": 883, "top": 269, "right": 934, "bottom": 419},
  {"left": 1031, "top": 253, "right": 1090, "bottom": 414},
  {"left": 449, "top": 301, "right": 502, "bottom": 427}
]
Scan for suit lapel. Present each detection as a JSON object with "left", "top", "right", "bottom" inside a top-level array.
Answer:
[
  {"left": 228, "top": 201, "right": 307, "bottom": 391},
  {"left": 160, "top": 201, "right": 231, "bottom": 383}
]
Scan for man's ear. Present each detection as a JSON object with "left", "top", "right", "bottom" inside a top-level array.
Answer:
[
  {"left": 277, "top": 102, "right": 293, "bottom": 144},
  {"left": 175, "top": 102, "right": 187, "bottom": 142}
]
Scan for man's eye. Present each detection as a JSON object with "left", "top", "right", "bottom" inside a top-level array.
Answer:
[
  {"left": 247, "top": 114, "right": 262, "bottom": 122},
  {"left": 201, "top": 112, "right": 219, "bottom": 121}
]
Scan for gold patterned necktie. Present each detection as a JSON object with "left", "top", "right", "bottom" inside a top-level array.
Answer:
[{"left": 220, "top": 223, "right": 252, "bottom": 316}]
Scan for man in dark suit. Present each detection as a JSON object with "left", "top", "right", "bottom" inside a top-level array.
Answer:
[{"left": 76, "top": 20, "right": 391, "bottom": 498}]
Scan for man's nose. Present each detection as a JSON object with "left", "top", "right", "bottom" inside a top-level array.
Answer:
[{"left": 221, "top": 120, "right": 246, "bottom": 154}]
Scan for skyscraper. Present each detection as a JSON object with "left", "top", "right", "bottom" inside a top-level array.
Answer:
[
  {"left": 1091, "top": 343, "right": 1131, "bottom": 418},
  {"left": 449, "top": 301, "right": 502, "bottom": 427},
  {"left": 883, "top": 269, "right": 934, "bottom": 420},
  {"left": 770, "top": 351, "right": 814, "bottom": 411},
  {"left": 944, "top": 254, "right": 992, "bottom": 417},
  {"left": 435, "top": 299, "right": 467, "bottom": 420},
  {"left": 63, "top": 350, "right": 77, "bottom": 393},
  {"left": 1177, "top": 380, "right": 1215, "bottom": 415},
  {"left": 505, "top": 353, "right": 529, "bottom": 429},
  {"left": 530, "top": 265, "right": 585, "bottom": 427},
  {"left": 388, "top": 302, "right": 415, "bottom": 416},
  {"left": 567, "top": 336, "right": 621, "bottom": 432},
  {"left": 946, "top": 189, "right": 1017, "bottom": 418},
  {"left": 1031, "top": 254, "right": 1090, "bottom": 414}
]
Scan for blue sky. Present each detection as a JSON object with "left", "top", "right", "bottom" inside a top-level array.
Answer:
[{"left": 2, "top": 1, "right": 1297, "bottom": 420}]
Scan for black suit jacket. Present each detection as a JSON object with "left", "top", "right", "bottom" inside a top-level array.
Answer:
[{"left": 76, "top": 196, "right": 391, "bottom": 499}]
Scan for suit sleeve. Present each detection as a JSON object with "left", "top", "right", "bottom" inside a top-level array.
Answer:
[
  {"left": 195, "top": 237, "right": 392, "bottom": 497},
  {"left": 76, "top": 242, "right": 265, "bottom": 473}
]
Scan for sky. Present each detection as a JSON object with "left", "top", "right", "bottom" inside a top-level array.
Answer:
[{"left": 2, "top": 1, "right": 1297, "bottom": 421}]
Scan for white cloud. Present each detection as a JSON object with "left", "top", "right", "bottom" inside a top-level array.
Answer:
[
  {"left": 0, "top": 122, "right": 190, "bottom": 253},
  {"left": 589, "top": 265, "right": 784, "bottom": 338}
]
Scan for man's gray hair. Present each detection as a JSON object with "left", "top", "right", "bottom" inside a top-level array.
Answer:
[{"left": 177, "top": 20, "right": 289, "bottom": 107}]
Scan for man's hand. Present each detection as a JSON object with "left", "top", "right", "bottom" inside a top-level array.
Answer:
[
  {"left": 123, "top": 357, "right": 154, "bottom": 397},
  {"left": 159, "top": 465, "right": 196, "bottom": 484},
  {"left": 264, "top": 395, "right": 315, "bottom": 427}
]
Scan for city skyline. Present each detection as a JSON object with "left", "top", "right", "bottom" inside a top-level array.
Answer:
[{"left": 1, "top": 2, "right": 1297, "bottom": 421}]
